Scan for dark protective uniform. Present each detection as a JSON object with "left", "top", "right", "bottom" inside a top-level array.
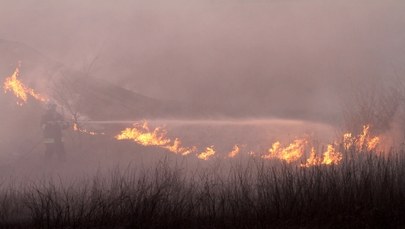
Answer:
[{"left": 40, "top": 108, "right": 68, "bottom": 160}]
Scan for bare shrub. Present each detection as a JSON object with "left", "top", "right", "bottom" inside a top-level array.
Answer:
[{"left": 0, "top": 151, "right": 405, "bottom": 228}]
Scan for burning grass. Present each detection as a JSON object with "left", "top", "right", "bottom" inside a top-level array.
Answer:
[
  {"left": 3, "top": 63, "right": 47, "bottom": 105},
  {"left": 1, "top": 148, "right": 405, "bottom": 228},
  {"left": 115, "top": 121, "right": 197, "bottom": 156},
  {"left": 1, "top": 62, "right": 402, "bottom": 227}
]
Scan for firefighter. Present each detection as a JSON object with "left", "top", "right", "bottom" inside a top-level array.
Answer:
[{"left": 40, "top": 102, "right": 69, "bottom": 161}]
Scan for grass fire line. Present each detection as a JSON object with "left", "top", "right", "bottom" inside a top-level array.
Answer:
[
  {"left": 3, "top": 63, "right": 382, "bottom": 164},
  {"left": 3, "top": 63, "right": 47, "bottom": 105},
  {"left": 3, "top": 64, "right": 105, "bottom": 136},
  {"left": 113, "top": 121, "right": 381, "bottom": 164}
]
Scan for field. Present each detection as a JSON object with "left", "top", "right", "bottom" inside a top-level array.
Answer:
[
  {"left": 1, "top": 146, "right": 404, "bottom": 228},
  {"left": 1, "top": 2, "right": 404, "bottom": 227}
]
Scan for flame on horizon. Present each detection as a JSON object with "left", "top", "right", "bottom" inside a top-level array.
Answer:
[
  {"left": 197, "top": 146, "right": 216, "bottom": 160},
  {"left": 115, "top": 122, "right": 171, "bottom": 146},
  {"left": 3, "top": 63, "right": 47, "bottom": 105},
  {"left": 1, "top": 65, "right": 382, "bottom": 164},
  {"left": 264, "top": 125, "right": 378, "bottom": 167},
  {"left": 163, "top": 138, "right": 197, "bottom": 156},
  {"left": 262, "top": 139, "right": 307, "bottom": 163},
  {"left": 228, "top": 144, "right": 241, "bottom": 158},
  {"left": 301, "top": 145, "right": 343, "bottom": 167},
  {"left": 343, "top": 125, "right": 380, "bottom": 151},
  {"left": 115, "top": 122, "right": 381, "bottom": 164},
  {"left": 115, "top": 121, "right": 197, "bottom": 156}
]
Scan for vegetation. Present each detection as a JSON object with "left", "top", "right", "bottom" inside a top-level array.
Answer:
[{"left": 0, "top": 147, "right": 404, "bottom": 228}]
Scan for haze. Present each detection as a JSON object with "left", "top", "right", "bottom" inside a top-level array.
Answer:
[
  {"left": 1, "top": 0, "right": 404, "bottom": 123},
  {"left": 1, "top": 2, "right": 405, "bottom": 226},
  {"left": 0, "top": 0, "right": 405, "bottom": 169}
]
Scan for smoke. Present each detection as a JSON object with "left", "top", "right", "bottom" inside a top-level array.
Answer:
[
  {"left": 1, "top": 0, "right": 405, "bottom": 178},
  {"left": 0, "top": 0, "right": 404, "bottom": 123}
]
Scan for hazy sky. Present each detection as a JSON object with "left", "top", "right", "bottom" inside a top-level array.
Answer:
[{"left": 1, "top": 0, "right": 405, "bottom": 121}]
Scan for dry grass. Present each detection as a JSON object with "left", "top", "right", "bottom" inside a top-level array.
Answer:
[{"left": 1, "top": 148, "right": 405, "bottom": 228}]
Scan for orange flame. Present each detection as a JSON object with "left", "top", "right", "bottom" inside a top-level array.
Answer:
[
  {"left": 301, "top": 147, "right": 322, "bottom": 167},
  {"left": 0, "top": 65, "right": 384, "bottom": 163},
  {"left": 115, "top": 121, "right": 197, "bottom": 155},
  {"left": 115, "top": 122, "right": 170, "bottom": 146},
  {"left": 163, "top": 138, "right": 197, "bottom": 156},
  {"left": 114, "top": 121, "right": 380, "bottom": 164},
  {"left": 322, "top": 144, "right": 343, "bottom": 165},
  {"left": 301, "top": 145, "right": 343, "bottom": 167},
  {"left": 343, "top": 125, "right": 380, "bottom": 151},
  {"left": 302, "top": 125, "right": 379, "bottom": 167},
  {"left": 3, "top": 64, "right": 47, "bottom": 105},
  {"left": 197, "top": 146, "right": 216, "bottom": 160},
  {"left": 343, "top": 133, "right": 353, "bottom": 150},
  {"left": 262, "top": 139, "right": 307, "bottom": 163},
  {"left": 367, "top": 136, "right": 380, "bottom": 151},
  {"left": 228, "top": 144, "right": 241, "bottom": 158}
]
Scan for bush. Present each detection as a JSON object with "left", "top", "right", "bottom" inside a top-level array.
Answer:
[{"left": 1, "top": 150, "right": 405, "bottom": 228}]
